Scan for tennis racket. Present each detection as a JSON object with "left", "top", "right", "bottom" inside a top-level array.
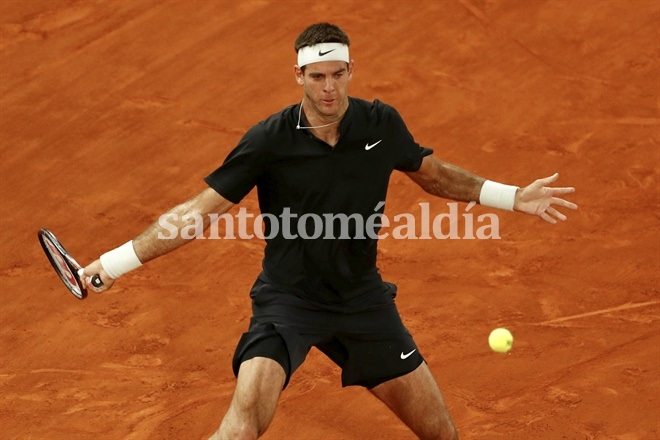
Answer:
[{"left": 38, "top": 228, "right": 102, "bottom": 299}]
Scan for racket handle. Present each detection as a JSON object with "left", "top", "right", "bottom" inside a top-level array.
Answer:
[
  {"left": 78, "top": 268, "right": 104, "bottom": 289},
  {"left": 91, "top": 274, "right": 104, "bottom": 288}
]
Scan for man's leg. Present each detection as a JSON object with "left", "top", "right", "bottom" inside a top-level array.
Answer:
[
  {"left": 208, "top": 357, "right": 286, "bottom": 440},
  {"left": 369, "top": 362, "right": 458, "bottom": 440}
]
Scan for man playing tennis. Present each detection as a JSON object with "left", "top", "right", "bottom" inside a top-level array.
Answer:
[{"left": 82, "top": 23, "right": 577, "bottom": 440}]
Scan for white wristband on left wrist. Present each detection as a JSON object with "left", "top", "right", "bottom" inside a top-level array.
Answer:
[{"left": 479, "top": 180, "right": 519, "bottom": 211}]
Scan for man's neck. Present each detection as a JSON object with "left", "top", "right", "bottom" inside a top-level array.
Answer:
[{"left": 301, "top": 98, "right": 348, "bottom": 147}]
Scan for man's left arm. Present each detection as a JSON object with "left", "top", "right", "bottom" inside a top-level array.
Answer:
[{"left": 405, "top": 155, "right": 578, "bottom": 224}]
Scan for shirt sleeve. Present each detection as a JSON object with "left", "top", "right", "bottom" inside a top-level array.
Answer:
[
  {"left": 385, "top": 105, "right": 433, "bottom": 172},
  {"left": 204, "top": 124, "right": 270, "bottom": 204}
]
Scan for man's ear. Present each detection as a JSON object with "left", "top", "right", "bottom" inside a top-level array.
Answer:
[{"left": 294, "top": 65, "right": 304, "bottom": 85}]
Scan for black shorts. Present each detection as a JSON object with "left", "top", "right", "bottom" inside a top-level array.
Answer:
[{"left": 232, "top": 277, "right": 424, "bottom": 389}]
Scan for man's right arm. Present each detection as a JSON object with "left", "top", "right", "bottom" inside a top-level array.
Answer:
[
  {"left": 82, "top": 187, "right": 234, "bottom": 292},
  {"left": 133, "top": 187, "right": 234, "bottom": 263}
]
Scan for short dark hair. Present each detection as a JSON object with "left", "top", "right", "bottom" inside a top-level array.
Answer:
[{"left": 294, "top": 22, "right": 350, "bottom": 52}]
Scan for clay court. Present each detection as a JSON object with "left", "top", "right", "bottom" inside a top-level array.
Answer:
[{"left": 1, "top": 1, "right": 658, "bottom": 439}]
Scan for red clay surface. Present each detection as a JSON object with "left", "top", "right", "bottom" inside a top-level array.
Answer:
[{"left": 1, "top": 1, "right": 658, "bottom": 439}]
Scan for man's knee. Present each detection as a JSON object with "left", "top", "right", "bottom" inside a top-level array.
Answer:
[
  {"left": 210, "top": 422, "right": 259, "bottom": 440},
  {"left": 212, "top": 357, "right": 285, "bottom": 440},
  {"left": 440, "top": 422, "right": 458, "bottom": 440},
  {"left": 434, "top": 407, "right": 459, "bottom": 440},
  {"left": 417, "top": 419, "right": 458, "bottom": 440}
]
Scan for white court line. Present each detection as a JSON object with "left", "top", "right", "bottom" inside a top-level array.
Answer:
[{"left": 533, "top": 300, "right": 660, "bottom": 325}]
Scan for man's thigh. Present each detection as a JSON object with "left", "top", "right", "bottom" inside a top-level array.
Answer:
[{"left": 369, "top": 362, "right": 458, "bottom": 440}]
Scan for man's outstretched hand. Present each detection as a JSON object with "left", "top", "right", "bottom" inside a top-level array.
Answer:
[{"left": 514, "top": 173, "right": 578, "bottom": 224}]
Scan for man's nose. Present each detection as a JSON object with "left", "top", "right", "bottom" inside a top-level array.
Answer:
[{"left": 323, "top": 78, "right": 335, "bottom": 92}]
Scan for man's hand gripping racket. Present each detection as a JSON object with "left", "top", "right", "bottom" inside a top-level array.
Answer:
[{"left": 38, "top": 228, "right": 112, "bottom": 299}]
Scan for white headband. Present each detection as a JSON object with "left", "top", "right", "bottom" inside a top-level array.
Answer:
[{"left": 297, "top": 42, "right": 349, "bottom": 67}]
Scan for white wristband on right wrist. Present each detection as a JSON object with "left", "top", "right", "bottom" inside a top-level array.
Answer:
[
  {"left": 99, "top": 241, "right": 142, "bottom": 279},
  {"left": 479, "top": 180, "right": 519, "bottom": 211}
]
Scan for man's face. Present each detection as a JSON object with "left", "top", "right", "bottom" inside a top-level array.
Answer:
[{"left": 295, "top": 60, "right": 353, "bottom": 118}]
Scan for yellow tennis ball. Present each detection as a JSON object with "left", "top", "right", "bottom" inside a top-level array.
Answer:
[{"left": 488, "top": 328, "right": 513, "bottom": 353}]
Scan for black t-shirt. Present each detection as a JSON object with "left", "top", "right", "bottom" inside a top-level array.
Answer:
[{"left": 205, "top": 97, "right": 432, "bottom": 309}]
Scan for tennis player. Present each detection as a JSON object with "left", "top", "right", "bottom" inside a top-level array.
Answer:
[{"left": 82, "top": 23, "right": 577, "bottom": 440}]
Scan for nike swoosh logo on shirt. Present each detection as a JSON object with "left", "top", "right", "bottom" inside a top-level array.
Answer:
[
  {"left": 318, "top": 49, "right": 336, "bottom": 56},
  {"left": 365, "top": 140, "right": 382, "bottom": 150},
  {"left": 400, "top": 349, "right": 416, "bottom": 360}
]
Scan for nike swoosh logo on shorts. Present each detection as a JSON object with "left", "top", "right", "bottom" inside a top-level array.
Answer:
[
  {"left": 400, "top": 349, "right": 416, "bottom": 359},
  {"left": 319, "top": 49, "right": 336, "bottom": 56},
  {"left": 365, "top": 140, "right": 382, "bottom": 150}
]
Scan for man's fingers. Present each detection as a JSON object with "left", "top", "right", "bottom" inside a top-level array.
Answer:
[
  {"left": 546, "top": 206, "right": 566, "bottom": 221},
  {"left": 539, "top": 211, "right": 557, "bottom": 224},
  {"left": 524, "top": 174, "right": 576, "bottom": 223},
  {"left": 537, "top": 173, "right": 559, "bottom": 186},
  {"left": 551, "top": 197, "right": 578, "bottom": 210},
  {"left": 548, "top": 186, "right": 575, "bottom": 195},
  {"left": 77, "top": 269, "right": 87, "bottom": 288}
]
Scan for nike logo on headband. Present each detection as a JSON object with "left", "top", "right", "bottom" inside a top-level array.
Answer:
[{"left": 318, "top": 49, "right": 336, "bottom": 56}]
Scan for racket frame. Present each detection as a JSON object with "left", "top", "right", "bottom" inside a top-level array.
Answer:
[{"left": 38, "top": 228, "right": 87, "bottom": 299}]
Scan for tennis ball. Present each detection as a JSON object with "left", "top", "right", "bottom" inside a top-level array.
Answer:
[{"left": 488, "top": 328, "right": 513, "bottom": 353}]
